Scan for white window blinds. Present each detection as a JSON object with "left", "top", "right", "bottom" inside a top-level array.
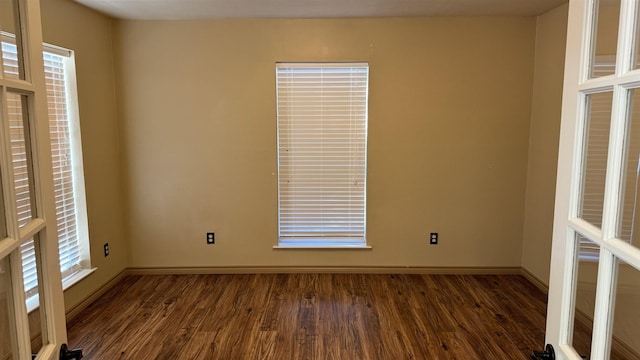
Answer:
[
  {"left": 276, "top": 63, "right": 369, "bottom": 246},
  {"left": 44, "top": 47, "right": 84, "bottom": 279},
  {"left": 579, "top": 91, "right": 612, "bottom": 260},
  {"left": 2, "top": 35, "right": 87, "bottom": 297}
]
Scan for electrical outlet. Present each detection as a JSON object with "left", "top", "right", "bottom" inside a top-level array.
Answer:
[
  {"left": 206, "top": 232, "right": 215, "bottom": 244},
  {"left": 104, "top": 243, "right": 110, "bottom": 257},
  {"left": 429, "top": 233, "right": 438, "bottom": 245}
]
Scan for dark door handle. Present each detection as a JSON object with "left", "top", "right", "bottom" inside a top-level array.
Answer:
[
  {"left": 531, "top": 344, "right": 555, "bottom": 360},
  {"left": 60, "top": 343, "right": 83, "bottom": 360}
]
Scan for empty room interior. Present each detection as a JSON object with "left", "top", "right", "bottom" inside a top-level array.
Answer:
[{"left": 1, "top": 0, "right": 640, "bottom": 358}]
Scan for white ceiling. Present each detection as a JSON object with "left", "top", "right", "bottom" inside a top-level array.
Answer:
[{"left": 74, "top": 0, "right": 568, "bottom": 20}]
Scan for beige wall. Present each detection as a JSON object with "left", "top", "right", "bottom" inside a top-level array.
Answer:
[
  {"left": 40, "top": 0, "right": 127, "bottom": 311},
  {"left": 114, "top": 17, "right": 536, "bottom": 269},
  {"left": 521, "top": 4, "right": 568, "bottom": 285}
]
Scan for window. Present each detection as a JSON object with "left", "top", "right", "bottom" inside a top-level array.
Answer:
[
  {"left": 276, "top": 63, "right": 369, "bottom": 247},
  {"left": 2, "top": 33, "right": 91, "bottom": 300}
]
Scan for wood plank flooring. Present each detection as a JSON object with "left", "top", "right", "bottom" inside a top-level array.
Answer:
[{"left": 66, "top": 274, "right": 548, "bottom": 359}]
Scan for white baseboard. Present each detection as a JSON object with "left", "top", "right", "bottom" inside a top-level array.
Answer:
[{"left": 520, "top": 267, "right": 549, "bottom": 294}]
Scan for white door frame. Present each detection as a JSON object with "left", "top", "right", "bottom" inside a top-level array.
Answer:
[
  {"left": 0, "top": 0, "right": 68, "bottom": 359},
  {"left": 548, "top": 0, "right": 640, "bottom": 359}
]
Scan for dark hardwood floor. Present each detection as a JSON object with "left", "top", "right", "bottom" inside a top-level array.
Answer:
[{"left": 67, "top": 274, "right": 548, "bottom": 359}]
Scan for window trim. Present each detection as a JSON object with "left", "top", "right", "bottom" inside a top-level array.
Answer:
[
  {"left": 275, "top": 62, "right": 370, "bottom": 248},
  {"left": 46, "top": 42, "right": 92, "bottom": 274}
]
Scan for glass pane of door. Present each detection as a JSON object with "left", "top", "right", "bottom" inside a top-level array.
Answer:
[
  {"left": 7, "top": 92, "right": 35, "bottom": 228},
  {"left": 0, "top": 257, "right": 17, "bottom": 360},
  {"left": 590, "top": 0, "right": 620, "bottom": 78},
  {"left": 579, "top": 91, "right": 614, "bottom": 227},
  {"left": 20, "top": 238, "right": 36, "bottom": 304},
  {"left": 0, "top": 0, "right": 25, "bottom": 80},
  {"left": 24, "top": 235, "right": 47, "bottom": 357},
  {"left": 633, "top": 3, "right": 640, "bottom": 70},
  {"left": 617, "top": 88, "right": 640, "bottom": 250},
  {"left": 611, "top": 257, "right": 640, "bottom": 358},
  {"left": 0, "top": 169, "right": 7, "bottom": 241},
  {"left": 572, "top": 235, "right": 599, "bottom": 359}
]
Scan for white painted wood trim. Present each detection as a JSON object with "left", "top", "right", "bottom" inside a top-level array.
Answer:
[
  {"left": 272, "top": 245, "right": 372, "bottom": 250},
  {"left": 22, "top": 0, "right": 68, "bottom": 357},
  {"left": 548, "top": 1, "right": 589, "bottom": 358},
  {"left": 590, "top": 250, "right": 617, "bottom": 358},
  {"left": 520, "top": 267, "right": 549, "bottom": 293}
]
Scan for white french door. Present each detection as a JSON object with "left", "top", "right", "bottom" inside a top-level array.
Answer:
[
  {"left": 547, "top": 0, "right": 640, "bottom": 359},
  {"left": 0, "top": 0, "right": 68, "bottom": 359}
]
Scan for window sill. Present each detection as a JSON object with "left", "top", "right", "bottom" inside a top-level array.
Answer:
[
  {"left": 273, "top": 245, "right": 372, "bottom": 249},
  {"left": 274, "top": 240, "right": 371, "bottom": 249},
  {"left": 62, "top": 267, "right": 97, "bottom": 291},
  {"left": 26, "top": 267, "right": 96, "bottom": 313}
]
